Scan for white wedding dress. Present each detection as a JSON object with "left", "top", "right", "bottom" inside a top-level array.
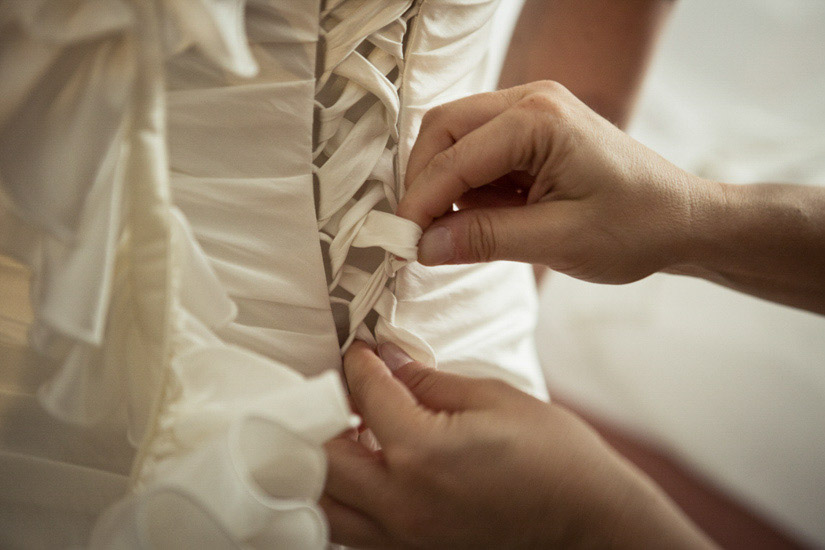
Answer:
[{"left": 0, "top": 0, "right": 547, "bottom": 547}]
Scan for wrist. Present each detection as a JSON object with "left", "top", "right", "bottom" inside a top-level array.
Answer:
[{"left": 666, "top": 177, "right": 731, "bottom": 279}]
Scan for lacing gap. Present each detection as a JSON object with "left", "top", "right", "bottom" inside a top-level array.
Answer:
[{"left": 312, "top": 1, "right": 434, "bottom": 365}]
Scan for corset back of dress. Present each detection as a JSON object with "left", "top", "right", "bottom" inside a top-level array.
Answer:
[
  {"left": 165, "top": 0, "right": 545, "bottom": 389},
  {"left": 0, "top": 1, "right": 545, "bottom": 547}
]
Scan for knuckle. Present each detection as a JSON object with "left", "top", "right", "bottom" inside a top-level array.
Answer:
[
  {"left": 533, "top": 79, "right": 568, "bottom": 96},
  {"left": 516, "top": 91, "right": 561, "bottom": 117},
  {"left": 466, "top": 210, "right": 498, "bottom": 262}
]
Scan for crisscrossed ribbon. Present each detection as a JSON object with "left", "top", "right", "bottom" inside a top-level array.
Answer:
[{"left": 313, "top": 0, "right": 435, "bottom": 365}]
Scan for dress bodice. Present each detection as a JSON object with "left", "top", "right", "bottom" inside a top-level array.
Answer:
[
  {"left": 164, "top": 0, "right": 544, "bottom": 389},
  {"left": 0, "top": 1, "right": 546, "bottom": 547}
]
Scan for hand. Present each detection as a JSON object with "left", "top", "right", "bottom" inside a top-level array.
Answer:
[
  {"left": 396, "top": 81, "right": 717, "bottom": 284},
  {"left": 322, "top": 341, "right": 713, "bottom": 549}
]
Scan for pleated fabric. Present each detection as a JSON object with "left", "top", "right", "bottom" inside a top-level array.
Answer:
[{"left": 0, "top": 0, "right": 546, "bottom": 546}]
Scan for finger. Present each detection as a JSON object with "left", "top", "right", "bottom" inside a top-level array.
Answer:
[
  {"left": 397, "top": 104, "right": 541, "bottom": 229},
  {"left": 417, "top": 201, "right": 576, "bottom": 265},
  {"left": 405, "top": 87, "right": 528, "bottom": 193},
  {"left": 319, "top": 495, "right": 391, "bottom": 549},
  {"left": 378, "top": 342, "right": 503, "bottom": 412},
  {"left": 343, "top": 341, "right": 427, "bottom": 447},
  {"left": 324, "top": 437, "right": 389, "bottom": 516}
]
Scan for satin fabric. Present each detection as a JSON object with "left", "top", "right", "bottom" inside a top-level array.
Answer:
[{"left": 0, "top": 0, "right": 546, "bottom": 547}]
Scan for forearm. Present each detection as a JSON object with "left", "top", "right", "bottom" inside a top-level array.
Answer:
[
  {"left": 671, "top": 181, "right": 825, "bottom": 315},
  {"left": 536, "top": 406, "right": 715, "bottom": 550},
  {"left": 605, "top": 469, "right": 717, "bottom": 550},
  {"left": 499, "top": 0, "right": 675, "bottom": 127}
]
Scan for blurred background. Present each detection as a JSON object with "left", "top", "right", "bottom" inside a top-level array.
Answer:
[{"left": 488, "top": 0, "right": 825, "bottom": 548}]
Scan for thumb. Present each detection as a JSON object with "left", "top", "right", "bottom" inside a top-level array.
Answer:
[
  {"left": 378, "top": 342, "right": 498, "bottom": 412},
  {"left": 417, "top": 204, "right": 556, "bottom": 265}
]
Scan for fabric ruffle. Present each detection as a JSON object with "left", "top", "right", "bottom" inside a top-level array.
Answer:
[
  {"left": 2, "top": 1, "right": 356, "bottom": 547},
  {"left": 91, "top": 339, "right": 355, "bottom": 548},
  {"left": 161, "top": 0, "right": 258, "bottom": 78},
  {"left": 0, "top": 0, "right": 136, "bottom": 348},
  {"left": 0, "top": 0, "right": 258, "bottom": 429}
]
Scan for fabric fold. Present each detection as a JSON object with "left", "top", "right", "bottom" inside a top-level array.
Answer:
[
  {"left": 2, "top": 1, "right": 356, "bottom": 547},
  {"left": 162, "top": 0, "right": 258, "bottom": 77},
  {"left": 1, "top": 1, "right": 549, "bottom": 547},
  {"left": 98, "top": 320, "right": 355, "bottom": 548},
  {"left": 314, "top": 0, "right": 433, "bottom": 362}
]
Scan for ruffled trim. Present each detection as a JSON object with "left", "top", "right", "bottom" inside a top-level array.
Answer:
[
  {"left": 0, "top": 0, "right": 256, "bottom": 428},
  {"left": 0, "top": 0, "right": 135, "bottom": 46},
  {"left": 32, "top": 207, "right": 237, "bottom": 429},
  {"left": 0, "top": 1, "right": 136, "bottom": 352},
  {"left": 91, "top": 354, "right": 355, "bottom": 548},
  {"left": 161, "top": 0, "right": 258, "bottom": 78}
]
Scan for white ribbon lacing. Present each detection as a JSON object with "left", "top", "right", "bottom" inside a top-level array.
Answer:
[{"left": 312, "top": 0, "right": 435, "bottom": 365}]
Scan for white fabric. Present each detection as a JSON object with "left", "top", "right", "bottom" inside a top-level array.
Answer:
[
  {"left": 532, "top": 0, "right": 825, "bottom": 545},
  {"left": 0, "top": 0, "right": 546, "bottom": 547}
]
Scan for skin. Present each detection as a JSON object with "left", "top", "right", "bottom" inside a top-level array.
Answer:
[
  {"left": 323, "top": 79, "right": 825, "bottom": 550},
  {"left": 396, "top": 81, "right": 825, "bottom": 315},
  {"left": 321, "top": 2, "right": 825, "bottom": 547},
  {"left": 500, "top": 0, "right": 676, "bottom": 282},
  {"left": 499, "top": 0, "right": 675, "bottom": 127},
  {"left": 322, "top": 341, "right": 715, "bottom": 549}
]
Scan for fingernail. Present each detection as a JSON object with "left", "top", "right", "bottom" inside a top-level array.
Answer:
[
  {"left": 418, "top": 226, "right": 454, "bottom": 265},
  {"left": 378, "top": 342, "right": 414, "bottom": 372}
]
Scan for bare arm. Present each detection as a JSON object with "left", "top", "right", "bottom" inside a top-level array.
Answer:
[
  {"left": 499, "top": 0, "right": 676, "bottom": 128},
  {"left": 670, "top": 182, "right": 825, "bottom": 315}
]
